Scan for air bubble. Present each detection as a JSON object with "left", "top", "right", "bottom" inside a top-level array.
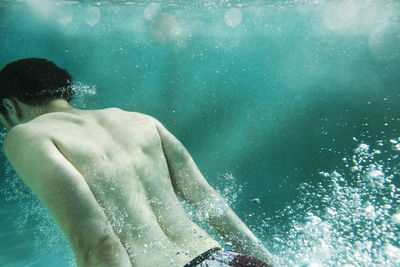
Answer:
[
  {"left": 365, "top": 169, "right": 385, "bottom": 187},
  {"left": 391, "top": 213, "right": 400, "bottom": 225},
  {"left": 382, "top": 244, "right": 400, "bottom": 263},
  {"left": 303, "top": 215, "right": 322, "bottom": 225},
  {"left": 393, "top": 144, "right": 400, "bottom": 151},
  {"left": 355, "top": 143, "right": 369, "bottom": 153},
  {"left": 326, "top": 207, "right": 336, "bottom": 216}
]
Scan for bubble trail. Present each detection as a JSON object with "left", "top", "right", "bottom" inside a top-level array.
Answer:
[{"left": 262, "top": 138, "right": 400, "bottom": 267}]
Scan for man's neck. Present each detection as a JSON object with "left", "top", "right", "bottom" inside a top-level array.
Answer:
[
  {"left": 37, "top": 99, "right": 76, "bottom": 114},
  {"left": 19, "top": 99, "right": 77, "bottom": 123}
]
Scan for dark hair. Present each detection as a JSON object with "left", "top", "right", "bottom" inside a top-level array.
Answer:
[{"left": 0, "top": 58, "right": 74, "bottom": 116}]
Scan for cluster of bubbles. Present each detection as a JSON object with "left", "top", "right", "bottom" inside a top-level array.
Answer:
[
  {"left": 199, "top": 173, "right": 245, "bottom": 221},
  {"left": 180, "top": 172, "right": 245, "bottom": 249},
  {"left": 70, "top": 82, "right": 97, "bottom": 109},
  {"left": 0, "top": 128, "right": 6, "bottom": 145},
  {"left": 263, "top": 139, "right": 400, "bottom": 266}
]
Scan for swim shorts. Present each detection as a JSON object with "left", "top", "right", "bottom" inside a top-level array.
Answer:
[{"left": 183, "top": 247, "right": 272, "bottom": 267}]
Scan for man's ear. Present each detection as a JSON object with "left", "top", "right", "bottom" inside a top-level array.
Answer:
[
  {"left": 2, "top": 98, "right": 22, "bottom": 121},
  {"left": 2, "top": 98, "right": 15, "bottom": 112}
]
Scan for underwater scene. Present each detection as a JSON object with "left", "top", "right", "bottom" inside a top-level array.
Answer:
[{"left": 0, "top": 0, "right": 400, "bottom": 266}]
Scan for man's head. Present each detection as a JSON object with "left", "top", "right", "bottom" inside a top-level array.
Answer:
[{"left": 0, "top": 58, "right": 75, "bottom": 128}]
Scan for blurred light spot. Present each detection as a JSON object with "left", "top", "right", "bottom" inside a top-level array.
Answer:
[
  {"left": 27, "top": 0, "right": 73, "bottom": 25},
  {"left": 56, "top": 8, "right": 73, "bottom": 25},
  {"left": 322, "top": 0, "right": 359, "bottom": 32},
  {"left": 150, "top": 12, "right": 182, "bottom": 43},
  {"left": 144, "top": 2, "right": 162, "bottom": 21},
  {"left": 85, "top": 6, "right": 101, "bottom": 26},
  {"left": 321, "top": 0, "right": 397, "bottom": 35},
  {"left": 368, "top": 23, "right": 400, "bottom": 62},
  {"left": 224, "top": 8, "right": 242, "bottom": 28},
  {"left": 27, "top": 0, "right": 56, "bottom": 19}
]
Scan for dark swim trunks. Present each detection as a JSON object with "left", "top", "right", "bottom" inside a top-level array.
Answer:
[{"left": 183, "top": 247, "right": 272, "bottom": 267}]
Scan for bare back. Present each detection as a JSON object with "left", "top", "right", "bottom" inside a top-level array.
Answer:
[{"left": 11, "top": 108, "right": 221, "bottom": 266}]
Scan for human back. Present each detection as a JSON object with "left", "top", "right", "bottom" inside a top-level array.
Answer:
[{"left": 23, "top": 107, "right": 222, "bottom": 266}]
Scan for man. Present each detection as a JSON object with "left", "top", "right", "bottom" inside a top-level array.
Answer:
[{"left": 0, "top": 58, "right": 273, "bottom": 266}]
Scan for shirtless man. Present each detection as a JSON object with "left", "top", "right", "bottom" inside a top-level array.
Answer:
[{"left": 0, "top": 58, "right": 273, "bottom": 266}]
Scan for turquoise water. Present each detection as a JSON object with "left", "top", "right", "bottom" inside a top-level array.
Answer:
[{"left": 0, "top": 0, "right": 400, "bottom": 266}]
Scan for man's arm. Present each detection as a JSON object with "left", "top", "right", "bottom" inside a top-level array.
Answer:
[
  {"left": 3, "top": 126, "right": 131, "bottom": 267},
  {"left": 155, "top": 120, "right": 274, "bottom": 264}
]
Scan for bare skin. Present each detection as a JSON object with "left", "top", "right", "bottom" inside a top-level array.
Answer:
[{"left": 1, "top": 98, "right": 273, "bottom": 266}]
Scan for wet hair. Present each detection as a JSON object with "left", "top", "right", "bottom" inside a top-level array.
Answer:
[{"left": 0, "top": 58, "right": 74, "bottom": 116}]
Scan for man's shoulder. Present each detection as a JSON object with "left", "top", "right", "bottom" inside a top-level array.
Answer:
[
  {"left": 107, "top": 107, "right": 158, "bottom": 124},
  {"left": 4, "top": 124, "right": 33, "bottom": 144},
  {"left": 116, "top": 108, "right": 154, "bottom": 119},
  {"left": 2, "top": 127, "right": 42, "bottom": 166}
]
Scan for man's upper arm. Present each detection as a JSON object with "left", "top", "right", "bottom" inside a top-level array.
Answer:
[
  {"left": 155, "top": 120, "right": 222, "bottom": 206},
  {"left": 155, "top": 121, "right": 274, "bottom": 263},
  {"left": 3, "top": 126, "right": 117, "bottom": 254}
]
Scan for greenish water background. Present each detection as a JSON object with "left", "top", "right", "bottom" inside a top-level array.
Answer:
[{"left": 0, "top": 1, "right": 399, "bottom": 266}]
